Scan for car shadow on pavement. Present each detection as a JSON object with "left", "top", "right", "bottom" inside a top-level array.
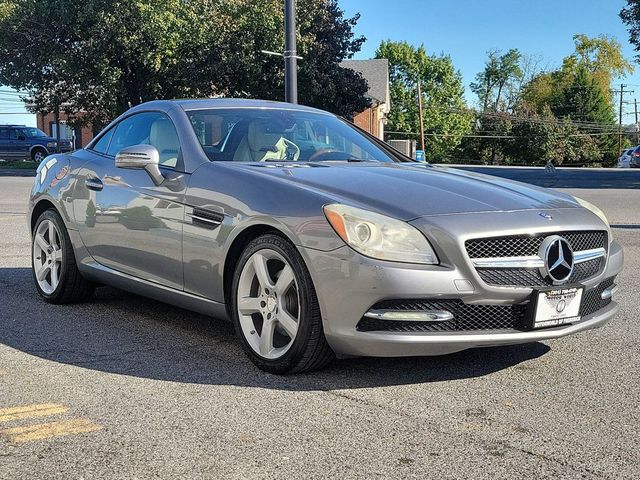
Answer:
[{"left": 0, "top": 267, "right": 550, "bottom": 390}]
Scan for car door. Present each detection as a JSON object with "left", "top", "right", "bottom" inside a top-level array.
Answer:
[
  {"left": 15, "top": 128, "right": 31, "bottom": 158},
  {"left": 75, "top": 112, "right": 188, "bottom": 290},
  {"left": 0, "top": 128, "right": 10, "bottom": 157}
]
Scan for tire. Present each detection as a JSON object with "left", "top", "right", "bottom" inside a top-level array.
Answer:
[
  {"left": 231, "top": 234, "right": 334, "bottom": 374},
  {"left": 31, "top": 147, "right": 47, "bottom": 163},
  {"left": 32, "top": 209, "right": 94, "bottom": 304}
]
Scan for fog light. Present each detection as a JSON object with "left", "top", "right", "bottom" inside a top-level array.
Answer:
[
  {"left": 601, "top": 284, "right": 618, "bottom": 300},
  {"left": 364, "top": 309, "right": 453, "bottom": 322}
]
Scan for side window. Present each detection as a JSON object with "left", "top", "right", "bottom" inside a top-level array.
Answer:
[
  {"left": 0, "top": 128, "right": 8, "bottom": 139},
  {"left": 91, "top": 128, "right": 115, "bottom": 154},
  {"left": 107, "top": 112, "right": 180, "bottom": 168}
]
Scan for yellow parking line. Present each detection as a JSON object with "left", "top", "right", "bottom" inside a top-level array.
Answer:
[
  {"left": 0, "top": 403, "right": 68, "bottom": 423},
  {"left": 0, "top": 418, "right": 102, "bottom": 443}
]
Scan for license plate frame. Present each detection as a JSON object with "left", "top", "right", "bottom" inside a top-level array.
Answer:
[{"left": 526, "top": 286, "right": 584, "bottom": 329}]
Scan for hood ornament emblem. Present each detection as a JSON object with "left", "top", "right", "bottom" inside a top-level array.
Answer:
[{"left": 539, "top": 212, "right": 553, "bottom": 220}]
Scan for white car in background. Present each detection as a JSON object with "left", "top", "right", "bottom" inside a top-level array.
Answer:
[{"left": 618, "top": 147, "right": 636, "bottom": 168}]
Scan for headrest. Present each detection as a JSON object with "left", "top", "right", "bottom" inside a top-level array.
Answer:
[
  {"left": 149, "top": 118, "right": 179, "bottom": 151},
  {"left": 247, "top": 120, "right": 283, "bottom": 152}
]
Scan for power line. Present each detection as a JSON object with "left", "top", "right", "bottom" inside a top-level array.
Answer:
[
  {"left": 453, "top": 109, "right": 625, "bottom": 132},
  {"left": 386, "top": 130, "right": 620, "bottom": 139}
]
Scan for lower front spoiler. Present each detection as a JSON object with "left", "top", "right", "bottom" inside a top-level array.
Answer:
[{"left": 328, "top": 301, "right": 618, "bottom": 358}]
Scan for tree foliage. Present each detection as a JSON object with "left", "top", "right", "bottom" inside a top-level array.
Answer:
[
  {"left": 522, "top": 34, "right": 631, "bottom": 112},
  {"left": 471, "top": 34, "right": 628, "bottom": 165},
  {"left": 621, "top": 0, "right": 640, "bottom": 60},
  {"left": 470, "top": 49, "right": 523, "bottom": 112},
  {"left": 375, "top": 40, "right": 471, "bottom": 161},
  {"left": 508, "top": 107, "right": 601, "bottom": 165},
  {"left": 0, "top": 0, "right": 370, "bottom": 128}
]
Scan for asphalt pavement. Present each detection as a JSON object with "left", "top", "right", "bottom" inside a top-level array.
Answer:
[{"left": 0, "top": 172, "right": 639, "bottom": 479}]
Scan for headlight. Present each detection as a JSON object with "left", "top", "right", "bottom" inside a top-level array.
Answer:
[
  {"left": 323, "top": 204, "right": 438, "bottom": 264},
  {"left": 46, "top": 142, "right": 57, "bottom": 148},
  {"left": 573, "top": 196, "right": 613, "bottom": 240}
]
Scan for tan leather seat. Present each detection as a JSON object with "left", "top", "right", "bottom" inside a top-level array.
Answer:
[
  {"left": 149, "top": 118, "right": 180, "bottom": 167},
  {"left": 233, "top": 120, "right": 289, "bottom": 162}
]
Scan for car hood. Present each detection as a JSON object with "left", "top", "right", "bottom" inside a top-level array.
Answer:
[{"left": 222, "top": 162, "right": 580, "bottom": 221}]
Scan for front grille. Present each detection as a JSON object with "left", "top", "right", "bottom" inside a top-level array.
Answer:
[
  {"left": 477, "top": 258, "right": 604, "bottom": 287},
  {"left": 465, "top": 231, "right": 607, "bottom": 259},
  {"left": 466, "top": 231, "right": 607, "bottom": 288},
  {"left": 357, "top": 278, "right": 615, "bottom": 333}
]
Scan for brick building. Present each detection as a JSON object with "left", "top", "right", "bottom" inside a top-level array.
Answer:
[
  {"left": 36, "top": 112, "right": 94, "bottom": 149},
  {"left": 340, "top": 59, "right": 390, "bottom": 140}
]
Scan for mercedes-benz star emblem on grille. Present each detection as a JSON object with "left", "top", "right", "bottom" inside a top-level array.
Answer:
[{"left": 539, "top": 235, "right": 574, "bottom": 285}]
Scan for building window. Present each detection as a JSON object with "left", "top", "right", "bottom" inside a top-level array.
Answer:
[{"left": 49, "top": 121, "right": 73, "bottom": 140}]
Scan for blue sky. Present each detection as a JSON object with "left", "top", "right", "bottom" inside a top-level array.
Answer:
[
  {"left": 2, "top": 1, "right": 640, "bottom": 127},
  {"left": 342, "top": 0, "right": 640, "bottom": 122}
]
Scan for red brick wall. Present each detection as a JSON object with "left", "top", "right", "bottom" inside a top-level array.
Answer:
[
  {"left": 36, "top": 112, "right": 94, "bottom": 149},
  {"left": 353, "top": 107, "right": 380, "bottom": 138}
]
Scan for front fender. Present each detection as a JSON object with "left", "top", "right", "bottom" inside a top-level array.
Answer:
[
  {"left": 29, "top": 144, "right": 50, "bottom": 156},
  {"left": 28, "top": 155, "right": 73, "bottom": 234}
]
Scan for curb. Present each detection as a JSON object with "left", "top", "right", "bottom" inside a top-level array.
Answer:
[{"left": 0, "top": 169, "right": 37, "bottom": 177}]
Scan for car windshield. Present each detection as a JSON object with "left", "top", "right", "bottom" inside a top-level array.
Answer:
[
  {"left": 186, "top": 108, "right": 398, "bottom": 163},
  {"left": 22, "top": 127, "right": 48, "bottom": 138}
]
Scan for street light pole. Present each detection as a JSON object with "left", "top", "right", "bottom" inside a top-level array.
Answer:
[{"left": 284, "top": 0, "right": 298, "bottom": 104}]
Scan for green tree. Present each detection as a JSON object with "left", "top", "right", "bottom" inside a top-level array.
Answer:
[
  {"left": 470, "top": 49, "right": 523, "bottom": 112},
  {"left": 562, "top": 34, "right": 633, "bottom": 98},
  {"left": 508, "top": 107, "right": 602, "bottom": 166},
  {"left": 296, "top": 1, "right": 370, "bottom": 117},
  {"left": 470, "top": 49, "right": 523, "bottom": 163},
  {"left": 621, "top": 1, "right": 640, "bottom": 58},
  {"left": 0, "top": 0, "right": 370, "bottom": 128},
  {"left": 522, "top": 34, "right": 632, "bottom": 112},
  {"left": 550, "top": 66, "right": 617, "bottom": 162},
  {"left": 551, "top": 67, "right": 615, "bottom": 124},
  {"left": 375, "top": 40, "right": 471, "bottom": 161}
]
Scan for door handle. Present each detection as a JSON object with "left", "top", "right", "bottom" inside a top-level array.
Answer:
[{"left": 85, "top": 178, "right": 103, "bottom": 191}]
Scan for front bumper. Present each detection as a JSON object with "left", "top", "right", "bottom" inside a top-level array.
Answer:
[
  {"left": 300, "top": 209, "right": 623, "bottom": 357},
  {"left": 322, "top": 299, "right": 618, "bottom": 357},
  {"left": 56, "top": 144, "right": 74, "bottom": 153}
]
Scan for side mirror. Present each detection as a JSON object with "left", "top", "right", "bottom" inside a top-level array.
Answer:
[{"left": 115, "top": 144, "right": 164, "bottom": 185}]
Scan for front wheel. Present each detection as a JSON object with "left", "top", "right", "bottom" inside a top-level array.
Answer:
[
  {"left": 31, "top": 147, "right": 47, "bottom": 163},
  {"left": 32, "top": 209, "right": 94, "bottom": 303},
  {"left": 231, "top": 234, "right": 334, "bottom": 374}
]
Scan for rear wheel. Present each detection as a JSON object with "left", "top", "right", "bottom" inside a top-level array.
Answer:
[
  {"left": 32, "top": 209, "right": 94, "bottom": 303},
  {"left": 231, "top": 234, "right": 334, "bottom": 374}
]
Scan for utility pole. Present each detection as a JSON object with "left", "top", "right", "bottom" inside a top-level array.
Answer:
[
  {"left": 635, "top": 98, "right": 639, "bottom": 145},
  {"left": 284, "top": 0, "right": 298, "bottom": 104},
  {"left": 618, "top": 84, "right": 626, "bottom": 155},
  {"left": 417, "top": 80, "right": 426, "bottom": 155}
]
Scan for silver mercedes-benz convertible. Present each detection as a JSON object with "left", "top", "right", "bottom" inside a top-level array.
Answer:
[{"left": 28, "top": 99, "right": 623, "bottom": 373}]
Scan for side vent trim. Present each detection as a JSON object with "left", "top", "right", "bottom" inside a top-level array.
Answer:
[{"left": 187, "top": 207, "right": 224, "bottom": 230}]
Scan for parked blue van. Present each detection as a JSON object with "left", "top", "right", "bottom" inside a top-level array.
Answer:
[{"left": 0, "top": 125, "right": 73, "bottom": 162}]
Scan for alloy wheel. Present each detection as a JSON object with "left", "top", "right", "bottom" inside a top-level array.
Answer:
[
  {"left": 32, "top": 219, "right": 63, "bottom": 295},
  {"left": 237, "top": 248, "right": 300, "bottom": 360}
]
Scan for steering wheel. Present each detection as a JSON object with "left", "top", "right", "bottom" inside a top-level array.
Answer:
[{"left": 307, "top": 149, "right": 358, "bottom": 162}]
